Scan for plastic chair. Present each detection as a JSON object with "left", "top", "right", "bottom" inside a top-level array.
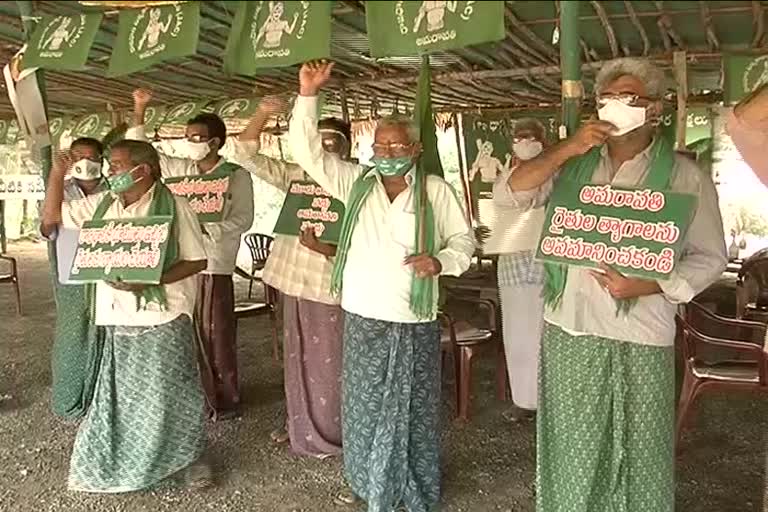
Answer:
[
  {"left": 243, "top": 233, "right": 274, "bottom": 299},
  {"left": 0, "top": 255, "right": 21, "bottom": 316},
  {"left": 675, "top": 301, "right": 768, "bottom": 446},
  {"left": 234, "top": 266, "right": 280, "bottom": 362}
]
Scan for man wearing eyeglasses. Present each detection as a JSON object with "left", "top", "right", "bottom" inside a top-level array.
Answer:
[
  {"left": 128, "top": 89, "right": 254, "bottom": 422},
  {"left": 502, "top": 58, "right": 726, "bottom": 511},
  {"left": 289, "top": 60, "right": 474, "bottom": 512}
]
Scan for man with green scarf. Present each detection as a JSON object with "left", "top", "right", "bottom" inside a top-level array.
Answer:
[
  {"left": 40, "top": 140, "right": 211, "bottom": 492},
  {"left": 501, "top": 58, "right": 726, "bottom": 511},
  {"left": 289, "top": 61, "right": 475, "bottom": 512}
]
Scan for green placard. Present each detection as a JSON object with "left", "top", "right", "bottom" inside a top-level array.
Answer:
[
  {"left": 108, "top": 2, "right": 200, "bottom": 77},
  {"left": 366, "top": 1, "right": 505, "bottom": 58},
  {"left": 724, "top": 54, "right": 768, "bottom": 105},
  {"left": 224, "top": 1, "right": 332, "bottom": 73},
  {"left": 273, "top": 180, "right": 344, "bottom": 243},
  {"left": 24, "top": 13, "right": 102, "bottom": 70},
  {"left": 69, "top": 215, "right": 172, "bottom": 284},
  {"left": 535, "top": 184, "right": 697, "bottom": 280},
  {"left": 164, "top": 173, "right": 230, "bottom": 223}
]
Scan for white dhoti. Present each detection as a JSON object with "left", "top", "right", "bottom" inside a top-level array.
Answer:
[{"left": 499, "top": 284, "right": 545, "bottom": 410}]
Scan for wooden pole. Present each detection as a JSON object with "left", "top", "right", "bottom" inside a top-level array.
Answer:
[
  {"left": 560, "top": 0, "right": 583, "bottom": 138},
  {"left": 673, "top": 50, "right": 688, "bottom": 150},
  {"left": 452, "top": 113, "right": 473, "bottom": 224}
]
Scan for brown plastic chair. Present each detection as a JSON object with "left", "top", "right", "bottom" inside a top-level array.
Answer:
[
  {"left": 243, "top": 233, "right": 274, "bottom": 299},
  {"left": 0, "top": 255, "right": 21, "bottom": 316},
  {"left": 675, "top": 301, "right": 768, "bottom": 445},
  {"left": 440, "top": 296, "right": 508, "bottom": 421},
  {"left": 234, "top": 266, "right": 280, "bottom": 362}
]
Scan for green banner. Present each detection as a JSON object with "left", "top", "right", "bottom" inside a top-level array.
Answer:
[
  {"left": 143, "top": 105, "right": 168, "bottom": 131},
  {"left": 108, "top": 2, "right": 200, "bottom": 77},
  {"left": 535, "top": 184, "right": 697, "bottom": 280},
  {"left": 657, "top": 107, "right": 712, "bottom": 145},
  {"left": 69, "top": 215, "right": 172, "bottom": 284},
  {"left": 723, "top": 54, "right": 768, "bottom": 104},
  {"left": 71, "top": 113, "right": 111, "bottom": 138},
  {"left": 164, "top": 173, "right": 230, "bottom": 223},
  {"left": 366, "top": 1, "right": 506, "bottom": 58},
  {"left": 224, "top": 0, "right": 332, "bottom": 73},
  {"left": 212, "top": 98, "right": 260, "bottom": 119},
  {"left": 162, "top": 100, "right": 209, "bottom": 125},
  {"left": 48, "top": 117, "right": 71, "bottom": 147},
  {"left": 24, "top": 13, "right": 102, "bottom": 70},
  {"left": 273, "top": 180, "right": 344, "bottom": 243}
]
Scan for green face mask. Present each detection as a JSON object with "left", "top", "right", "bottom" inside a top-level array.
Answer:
[
  {"left": 107, "top": 165, "right": 142, "bottom": 193},
  {"left": 371, "top": 156, "right": 413, "bottom": 177}
]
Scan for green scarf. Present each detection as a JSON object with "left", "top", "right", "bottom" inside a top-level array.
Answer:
[
  {"left": 330, "top": 55, "right": 441, "bottom": 320},
  {"left": 542, "top": 135, "right": 675, "bottom": 315},
  {"left": 85, "top": 183, "right": 179, "bottom": 318}
]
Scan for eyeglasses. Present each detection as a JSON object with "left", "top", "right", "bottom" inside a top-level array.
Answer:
[
  {"left": 596, "top": 94, "right": 655, "bottom": 107},
  {"left": 512, "top": 136, "right": 538, "bottom": 143},
  {"left": 186, "top": 134, "right": 210, "bottom": 143},
  {"left": 372, "top": 142, "right": 413, "bottom": 152}
]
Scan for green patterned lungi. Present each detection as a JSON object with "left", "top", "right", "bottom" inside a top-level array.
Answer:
[
  {"left": 68, "top": 315, "right": 206, "bottom": 493},
  {"left": 342, "top": 313, "right": 441, "bottom": 512},
  {"left": 536, "top": 324, "right": 674, "bottom": 512},
  {"left": 51, "top": 284, "right": 104, "bottom": 419}
]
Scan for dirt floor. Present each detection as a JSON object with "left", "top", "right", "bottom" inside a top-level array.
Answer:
[{"left": 0, "top": 240, "right": 767, "bottom": 512}]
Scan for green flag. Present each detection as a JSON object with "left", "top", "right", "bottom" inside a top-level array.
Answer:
[
  {"left": 723, "top": 54, "right": 768, "bottom": 104},
  {"left": 71, "top": 113, "right": 111, "bottom": 138},
  {"left": 108, "top": 2, "right": 200, "bottom": 77},
  {"left": 48, "top": 116, "right": 71, "bottom": 148},
  {"left": 224, "top": 1, "right": 332, "bottom": 74},
  {"left": 23, "top": 14, "right": 102, "bottom": 70},
  {"left": 366, "top": 1, "right": 505, "bottom": 58},
  {"left": 414, "top": 55, "right": 443, "bottom": 178},
  {"left": 161, "top": 100, "right": 210, "bottom": 125},
  {"left": 212, "top": 98, "right": 260, "bottom": 119}
]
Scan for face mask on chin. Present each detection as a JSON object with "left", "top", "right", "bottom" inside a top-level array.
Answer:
[
  {"left": 512, "top": 140, "right": 543, "bottom": 161},
  {"left": 597, "top": 99, "right": 649, "bottom": 137},
  {"left": 371, "top": 156, "right": 414, "bottom": 177}
]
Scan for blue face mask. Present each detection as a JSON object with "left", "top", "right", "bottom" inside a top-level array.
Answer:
[
  {"left": 371, "top": 156, "right": 413, "bottom": 177},
  {"left": 107, "top": 165, "right": 143, "bottom": 194}
]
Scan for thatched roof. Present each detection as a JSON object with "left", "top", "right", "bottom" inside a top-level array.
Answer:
[{"left": 0, "top": 0, "right": 766, "bottom": 122}]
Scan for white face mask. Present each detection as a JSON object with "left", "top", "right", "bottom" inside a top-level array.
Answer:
[
  {"left": 597, "top": 99, "right": 648, "bottom": 137},
  {"left": 71, "top": 158, "right": 103, "bottom": 180},
  {"left": 512, "top": 140, "right": 543, "bottom": 161},
  {"left": 178, "top": 140, "right": 212, "bottom": 161}
]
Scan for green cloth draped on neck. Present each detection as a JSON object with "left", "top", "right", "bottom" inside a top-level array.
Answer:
[
  {"left": 330, "top": 55, "right": 442, "bottom": 320},
  {"left": 85, "top": 184, "right": 179, "bottom": 318},
  {"left": 542, "top": 136, "right": 675, "bottom": 315}
]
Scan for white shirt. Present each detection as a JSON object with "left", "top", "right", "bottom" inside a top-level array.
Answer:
[
  {"left": 62, "top": 184, "right": 207, "bottom": 327},
  {"left": 126, "top": 125, "right": 254, "bottom": 275},
  {"left": 498, "top": 140, "right": 727, "bottom": 346},
  {"left": 289, "top": 95, "right": 475, "bottom": 323}
]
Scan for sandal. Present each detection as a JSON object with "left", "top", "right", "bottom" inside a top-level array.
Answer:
[
  {"left": 270, "top": 427, "right": 290, "bottom": 444},
  {"left": 333, "top": 487, "right": 362, "bottom": 507}
]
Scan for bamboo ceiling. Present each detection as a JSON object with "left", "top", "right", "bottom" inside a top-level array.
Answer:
[{"left": 0, "top": 0, "right": 766, "bottom": 121}]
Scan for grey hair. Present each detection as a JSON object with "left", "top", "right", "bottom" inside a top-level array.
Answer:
[
  {"left": 375, "top": 114, "right": 419, "bottom": 143},
  {"left": 594, "top": 58, "right": 668, "bottom": 99},
  {"left": 512, "top": 118, "right": 547, "bottom": 141},
  {"left": 110, "top": 139, "right": 161, "bottom": 178}
]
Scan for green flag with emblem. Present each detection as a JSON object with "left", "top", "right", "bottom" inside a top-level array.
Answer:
[
  {"left": 224, "top": 0, "right": 332, "bottom": 73},
  {"left": 723, "top": 54, "right": 768, "bottom": 104},
  {"left": 108, "top": 2, "right": 200, "bottom": 77},
  {"left": 71, "top": 113, "right": 111, "bottom": 138},
  {"left": 162, "top": 100, "right": 209, "bottom": 125},
  {"left": 212, "top": 98, "right": 260, "bottom": 119},
  {"left": 24, "top": 13, "right": 102, "bottom": 70},
  {"left": 366, "top": 1, "right": 505, "bottom": 58}
]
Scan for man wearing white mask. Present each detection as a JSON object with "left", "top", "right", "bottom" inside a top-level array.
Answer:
[
  {"left": 504, "top": 58, "right": 726, "bottom": 511},
  {"left": 491, "top": 118, "right": 547, "bottom": 423},
  {"left": 128, "top": 89, "right": 254, "bottom": 421},
  {"left": 44, "top": 137, "right": 108, "bottom": 420}
]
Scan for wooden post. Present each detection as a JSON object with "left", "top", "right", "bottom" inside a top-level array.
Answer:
[
  {"left": 673, "top": 50, "right": 688, "bottom": 150},
  {"left": 452, "top": 113, "right": 473, "bottom": 224},
  {"left": 559, "top": 0, "right": 583, "bottom": 137},
  {"left": 340, "top": 87, "right": 350, "bottom": 124}
]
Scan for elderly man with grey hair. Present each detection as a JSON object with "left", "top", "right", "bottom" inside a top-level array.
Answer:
[
  {"left": 491, "top": 117, "right": 549, "bottom": 423},
  {"left": 40, "top": 139, "right": 211, "bottom": 493},
  {"left": 503, "top": 58, "right": 726, "bottom": 511},
  {"left": 289, "top": 61, "right": 474, "bottom": 512}
]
